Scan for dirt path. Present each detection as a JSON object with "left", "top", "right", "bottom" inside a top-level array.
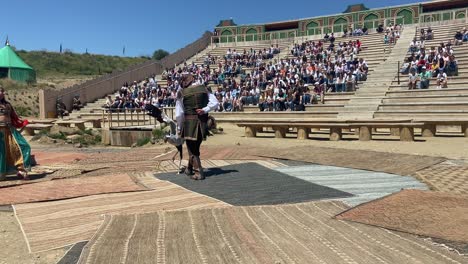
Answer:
[{"left": 0, "top": 210, "right": 67, "bottom": 264}]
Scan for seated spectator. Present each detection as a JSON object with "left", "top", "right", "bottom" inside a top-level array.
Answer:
[
  {"left": 343, "top": 28, "right": 348, "bottom": 38},
  {"left": 335, "top": 72, "right": 346, "bottom": 92},
  {"left": 111, "top": 95, "right": 123, "bottom": 109},
  {"left": 426, "top": 27, "right": 433, "bottom": 40},
  {"left": 72, "top": 95, "right": 83, "bottom": 111},
  {"left": 324, "top": 32, "right": 330, "bottom": 42},
  {"left": 345, "top": 72, "right": 355, "bottom": 91},
  {"left": 329, "top": 33, "right": 335, "bottom": 44},
  {"left": 463, "top": 28, "right": 468, "bottom": 42},
  {"left": 454, "top": 31, "right": 463, "bottom": 46},
  {"left": 222, "top": 91, "right": 233, "bottom": 112},
  {"left": 420, "top": 28, "right": 426, "bottom": 41},
  {"left": 56, "top": 98, "right": 69, "bottom": 118},
  {"left": 302, "top": 86, "right": 312, "bottom": 105},
  {"left": 436, "top": 71, "right": 448, "bottom": 89},
  {"left": 408, "top": 68, "right": 418, "bottom": 90},
  {"left": 400, "top": 59, "right": 410, "bottom": 75},
  {"left": 362, "top": 26, "right": 368, "bottom": 35},
  {"left": 103, "top": 95, "right": 114, "bottom": 108},
  {"left": 377, "top": 24, "right": 384, "bottom": 33},
  {"left": 384, "top": 33, "right": 389, "bottom": 44},
  {"left": 447, "top": 55, "right": 458, "bottom": 76},
  {"left": 274, "top": 88, "right": 287, "bottom": 111},
  {"left": 417, "top": 57, "right": 426, "bottom": 74},
  {"left": 418, "top": 67, "right": 431, "bottom": 89},
  {"left": 430, "top": 60, "right": 439, "bottom": 77}
]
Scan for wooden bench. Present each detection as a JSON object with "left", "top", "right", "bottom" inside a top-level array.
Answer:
[
  {"left": 237, "top": 120, "right": 423, "bottom": 141},
  {"left": 81, "top": 118, "right": 102, "bottom": 128},
  {"left": 237, "top": 122, "right": 351, "bottom": 141},
  {"left": 347, "top": 122, "right": 424, "bottom": 141},
  {"left": 22, "top": 124, "right": 54, "bottom": 136},
  {"left": 29, "top": 119, "right": 56, "bottom": 124},
  {"left": 54, "top": 119, "right": 86, "bottom": 130},
  {"left": 414, "top": 119, "right": 468, "bottom": 137}
]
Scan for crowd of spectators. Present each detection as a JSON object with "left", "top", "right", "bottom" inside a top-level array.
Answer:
[
  {"left": 401, "top": 28, "right": 460, "bottom": 90},
  {"left": 101, "top": 35, "right": 370, "bottom": 112}
]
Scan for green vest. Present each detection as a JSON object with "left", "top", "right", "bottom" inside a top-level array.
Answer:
[{"left": 182, "top": 85, "right": 209, "bottom": 141}]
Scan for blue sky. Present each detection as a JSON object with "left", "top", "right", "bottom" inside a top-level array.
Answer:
[{"left": 1, "top": 0, "right": 427, "bottom": 57}]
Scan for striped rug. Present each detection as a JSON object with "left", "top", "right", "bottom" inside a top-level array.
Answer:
[
  {"left": 13, "top": 172, "right": 230, "bottom": 253},
  {"left": 0, "top": 174, "right": 148, "bottom": 205},
  {"left": 77, "top": 201, "right": 466, "bottom": 264}
]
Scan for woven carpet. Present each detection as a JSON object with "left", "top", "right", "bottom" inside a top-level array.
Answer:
[
  {"left": 77, "top": 201, "right": 466, "bottom": 264},
  {"left": 336, "top": 189, "right": 468, "bottom": 243},
  {"left": 0, "top": 174, "right": 148, "bottom": 205},
  {"left": 155, "top": 162, "right": 353, "bottom": 206},
  {"left": 154, "top": 159, "right": 286, "bottom": 173},
  {"left": 258, "top": 146, "right": 445, "bottom": 176},
  {"left": 13, "top": 172, "right": 230, "bottom": 253},
  {"left": 413, "top": 161, "right": 468, "bottom": 194}
]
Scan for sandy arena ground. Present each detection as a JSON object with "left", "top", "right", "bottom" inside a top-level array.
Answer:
[{"left": 0, "top": 124, "right": 467, "bottom": 264}]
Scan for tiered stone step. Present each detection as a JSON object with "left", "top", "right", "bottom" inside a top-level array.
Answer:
[
  {"left": 375, "top": 22, "right": 468, "bottom": 119},
  {"left": 337, "top": 25, "right": 417, "bottom": 119}
]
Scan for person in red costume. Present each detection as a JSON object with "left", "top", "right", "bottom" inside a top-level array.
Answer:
[{"left": 0, "top": 87, "right": 31, "bottom": 181}]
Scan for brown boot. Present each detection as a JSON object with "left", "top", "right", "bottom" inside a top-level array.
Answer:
[
  {"left": 190, "top": 156, "right": 205, "bottom": 180},
  {"left": 185, "top": 155, "right": 194, "bottom": 176}
]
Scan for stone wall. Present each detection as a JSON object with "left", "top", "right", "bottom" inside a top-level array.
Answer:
[{"left": 39, "top": 31, "right": 212, "bottom": 118}]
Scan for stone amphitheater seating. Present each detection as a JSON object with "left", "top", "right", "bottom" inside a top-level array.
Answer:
[
  {"left": 374, "top": 22, "right": 468, "bottom": 121},
  {"left": 68, "top": 22, "right": 468, "bottom": 139}
]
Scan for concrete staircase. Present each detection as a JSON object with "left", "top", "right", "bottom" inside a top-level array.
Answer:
[{"left": 338, "top": 25, "right": 416, "bottom": 119}]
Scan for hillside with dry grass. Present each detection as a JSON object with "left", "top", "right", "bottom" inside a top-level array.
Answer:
[{"left": 1, "top": 49, "right": 151, "bottom": 118}]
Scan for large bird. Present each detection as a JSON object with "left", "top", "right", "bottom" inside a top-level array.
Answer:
[{"left": 145, "top": 104, "right": 185, "bottom": 173}]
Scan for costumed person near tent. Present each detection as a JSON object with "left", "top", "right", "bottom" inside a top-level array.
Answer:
[
  {"left": 0, "top": 87, "right": 31, "bottom": 181},
  {"left": 177, "top": 74, "right": 219, "bottom": 180}
]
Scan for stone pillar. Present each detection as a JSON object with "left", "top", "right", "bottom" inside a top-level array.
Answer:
[
  {"left": 462, "top": 124, "right": 468, "bottom": 137},
  {"left": 274, "top": 127, "right": 287, "bottom": 138},
  {"left": 400, "top": 127, "right": 415, "bottom": 142},
  {"left": 421, "top": 124, "right": 436, "bottom": 137},
  {"left": 390, "top": 128, "right": 400, "bottom": 136},
  {"left": 297, "top": 127, "right": 309, "bottom": 140},
  {"left": 330, "top": 127, "right": 342, "bottom": 141},
  {"left": 359, "top": 126, "right": 372, "bottom": 141},
  {"left": 245, "top": 126, "right": 257, "bottom": 137}
]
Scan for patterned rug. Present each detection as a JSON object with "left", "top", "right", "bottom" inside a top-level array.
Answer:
[
  {"left": 336, "top": 189, "right": 468, "bottom": 243},
  {"left": 413, "top": 161, "right": 468, "bottom": 194},
  {"left": 13, "top": 172, "right": 230, "bottom": 253},
  {"left": 257, "top": 146, "right": 445, "bottom": 176},
  {"left": 77, "top": 201, "right": 466, "bottom": 264},
  {"left": 0, "top": 174, "right": 147, "bottom": 205}
]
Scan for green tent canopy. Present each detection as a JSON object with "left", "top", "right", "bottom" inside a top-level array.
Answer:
[{"left": 0, "top": 45, "right": 36, "bottom": 83}]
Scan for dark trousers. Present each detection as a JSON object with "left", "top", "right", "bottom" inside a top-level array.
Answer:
[{"left": 186, "top": 128, "right": 203, "bottom": 157}]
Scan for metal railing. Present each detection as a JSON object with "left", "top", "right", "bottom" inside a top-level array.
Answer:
[
  {"left": 212, "top": 16, "right": 407, "bottom": 47},
  {"left": 419, "top": 7, "right": 468, "bottom": 27},
  {"left": 102, "top": 107, "right": 175, "bottom": 128},
  {"left": 212, "top": 29, "right": 298, "bottom": 47}
]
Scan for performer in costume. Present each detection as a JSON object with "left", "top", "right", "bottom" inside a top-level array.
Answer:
[
  {"left": 177, "top": 75, "right": 218, "bottom": 180},
  {"left": 0, "top": 87, "right": 31, "bottom": 181}
]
